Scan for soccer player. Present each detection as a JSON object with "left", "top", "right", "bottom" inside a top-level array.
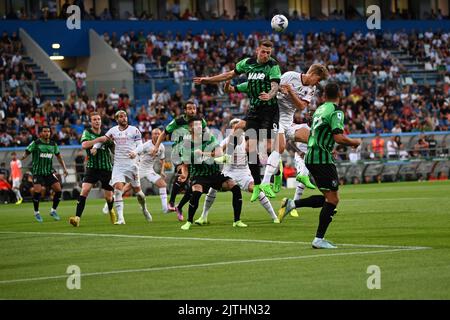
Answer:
[
  {"left": 196, "top": 118, "right": 279, "bottom": 225},
  {"left": 69, "top": 112, "right": 116, "bottom": 227},
  {"left": 20, "top": 126, "right": 68, "bottom": 223},
  {"left": 128, "top": 128, "right": 168, "bottom": 213},
  {"left": 194, "top": 40, "right": 281, "bottom": 202},
  {"left": 91, "top": 110, "right": 151, "bottom": 225},
  {"left": 178, "top": 116, "right": 246, "bottom": 230},
  {"left": 278, "top": 83, "right": 361, "bottom": 249},
  {"left": 151, "top": 100, "right": 207, "bottom": 221},
  {"left": 10, "top": 152, "right": 23, "bottom": 204},
  {"left": 263, "top": 64, "right": 328, "bottom": 193}
]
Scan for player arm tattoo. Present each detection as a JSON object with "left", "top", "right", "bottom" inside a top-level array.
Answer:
[{"left": 267, "top": 81, "right": 279, "bottom": 99}]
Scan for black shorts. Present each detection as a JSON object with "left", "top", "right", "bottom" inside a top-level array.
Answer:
[
  {"left": 245, "top": 111, "right": 279, "bottom": 140},
  {"left": 306, "top": 163, "right": 339, "bottom": 191},
  {"left": 33, "top": 173, "right": 60, "bottom": 187},
  {"left": 191, "top": 173, "right": 232, "bottom": 192},
  {"left": 83, "top": 169, "right": 114, "bottom": 191}
]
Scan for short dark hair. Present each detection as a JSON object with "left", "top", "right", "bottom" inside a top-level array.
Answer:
[
  {"left": 90, "top": 111, "right": 100, "bottom": 119},
  {"left": 260, "top": 40, "right": 273, "bottom": 48},
  {"left": 324, "top": 82, "right": 340, "bottom": 100},
  {"left": 184, "top": 100, "right": 197, "bottom": 109}
]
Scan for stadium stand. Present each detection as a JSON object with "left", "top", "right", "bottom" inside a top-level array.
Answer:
[{"left": 0, "top": 14, "right": 449, "bottom": 200}]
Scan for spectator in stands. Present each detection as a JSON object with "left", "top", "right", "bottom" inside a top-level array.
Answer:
[
  {"left": 100, "top": 8, "right": 112, "bottom": 20},
  {"left": 8, "top": 74, "right": 19, "bottom": 91},
  {"left": 392, "top": 121, "right": 402, "bottom": 133},
  {"left": 413, "top": 136, "right": 430, "bottom": 158},
  {"left": 386, "top": 135, "right": 399, "bottom": 159},
  {"left": 108, "top": 87, "right": 120, "bottom": 107},
  {"left": 371, "top": 133, "right": 385, "bottom": 159},
  {"left": 426, "top": 134, "right": 438, "bottom": 157}
]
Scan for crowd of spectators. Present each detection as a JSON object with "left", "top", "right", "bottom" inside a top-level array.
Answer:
[
  {"left": 3, "top": 0, "right": 450, "bottom": 21},
  {"left": 1, "top": 28, "right": 449, "bottom": 161}
]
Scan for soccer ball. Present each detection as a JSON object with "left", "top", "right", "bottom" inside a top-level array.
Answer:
[{"left": 271, "top": 14, "right": 288, "bottom": 32}]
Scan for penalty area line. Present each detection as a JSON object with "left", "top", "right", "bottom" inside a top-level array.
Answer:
[
  {"left": 0, "top": 231, "right": 432, "bottom": 250},
  {"left": 0, "top": 247, "right": 425, "bottom": 285}
]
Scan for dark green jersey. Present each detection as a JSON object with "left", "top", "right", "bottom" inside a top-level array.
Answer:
[
  {"left": 25, "top": 139, "right": 60, "bottom": 175},
  {"left": 182, "top": 134, "right": 221, "bottom": 177},
  {"left": 81, "top": 128, "right": 113, "bottom": 171},
  {"left": 234, "top": 57, "right": 281, "bottom": 111},
  {"left": 165, "top": 115, "right": 207, "bottom": 162},
  {"left": 305, "top": 102, "right": 345, "bottom": 165}
]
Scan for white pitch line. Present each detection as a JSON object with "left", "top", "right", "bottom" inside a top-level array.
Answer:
[
  {"left": 0, "top": 231, "right": 431, "bottom": 250},
  {"left": 0, "top": 247, "right": 425, "bottom": 285}
]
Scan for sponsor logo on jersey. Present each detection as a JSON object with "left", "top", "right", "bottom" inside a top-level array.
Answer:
[
  {"left": 248, "top": 72, "right": 266, "bottom": 80},
  {"left": 39, "top": 153, "right": 53, "bottom": 159}
]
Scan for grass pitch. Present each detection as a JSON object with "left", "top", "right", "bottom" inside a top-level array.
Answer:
[{"left": 0, "top": 181, "right": 449, "bottom": 299}]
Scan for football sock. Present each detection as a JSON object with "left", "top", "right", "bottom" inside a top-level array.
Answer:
[
  {"left": 114, "top": 189, "right": 124, "bottom": 221},
  {"left": 159, "top": 187, "right": 168, "bottom": 212},
  {"left": 52, "top": 191, "right": 62, "bottom": 210},
  {"left": 262, "top": 151, "right": 280, "bottom": 184},
  {"left": 294, "top": 183, "right": 305, "bottom": 201},
  {"left": 231, "top": 185, "right": 243, "bottom": 222},
  {"left": 188, "top": 191, "right": 202, "bottom": 223},
  {"left": 136, "top": 191, "right": 147, "bottom": 211},
  {"left": 13, "top": 189, "right": 22, "bottom": 200},
  {"left": 258, "top": 192, "right": 277, "bottom": 220},
  {"left": 169, "top": 180, "right": 182, "bottom": 205},
  {"left": 295, "top": 195, "right": 325, "bottom": 208},
  {"left": 33, "top": 192, "right": 40, "bottom": 212},
  {"left": 75, "top": 195, "right": 87, "bottom": 218},
  {"left": 178, "top": 187, "right": 192, "bottom": 211},
  {"left": 201, "top": 188, "right": 217, "bottom": 219},
  {"left": 316, "top": 202, "right": 337, "bottom": 238},
  {"left": 107, "top": 198, "right": 114, "bottom": 211}
]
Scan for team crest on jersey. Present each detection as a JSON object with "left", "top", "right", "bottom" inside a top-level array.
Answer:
[{"left": 248, "top": 72, "right": 266, "bottom": 80}]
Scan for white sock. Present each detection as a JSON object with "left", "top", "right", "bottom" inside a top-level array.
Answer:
[
  {"left": 262, "top": 151, "right": 280, "bottom": 184},
  {"left": 136, "top": 191, "right": 147, "bottom": 211},
  {"left": 201, "top": 188, "right": 217, "bottom": 219},
  {"left": 294, "top": 183, "right": 305, "bottom": 201},
  {"left": 159, "top": 188, "right": 168, "bottom": 212},
  {"left": 314, "top": 237, "right": 323, "bottom": 242},
  {"left": 13, "top": 189, "right": 22, "bottom": 200},
  {"left": 114, "top": 189, "right": 124, "bottom": 221},
  {"left": 258, "top": 192, "right": 277, "bottom": 220}
]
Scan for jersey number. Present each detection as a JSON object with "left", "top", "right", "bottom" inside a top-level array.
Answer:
[{"left": 311, "top": 117, "right": 323, "bottom": 137}]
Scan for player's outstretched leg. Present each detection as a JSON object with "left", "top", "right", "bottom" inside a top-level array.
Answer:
[{"left": 196, "top": 188, "right": 216, "bottom": 225}]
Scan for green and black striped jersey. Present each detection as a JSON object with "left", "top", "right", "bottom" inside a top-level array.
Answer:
[
  {"left": 182, "top": 134, "right": 221, "bottom": 177},
  {"left": 305, "top": 102, "right": 345, "bottom": 165},
  {"left": 234, "top": 57, "right": 281, "bottom": 112},
  {"left": 165, "top": 115, "right": 207, "bottom": 162},
  {"left": 81, "top": 128, "right": 113, "bottom": 171},
  {"left": 25, "top": 139, "right": 60, "bottom": 176}
]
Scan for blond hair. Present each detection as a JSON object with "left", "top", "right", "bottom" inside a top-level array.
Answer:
[{"left": 307, "top": 64, "right": 329, "bottom": 81}]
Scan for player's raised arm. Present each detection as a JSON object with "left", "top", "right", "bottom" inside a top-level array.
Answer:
[
  {"left": 280, "top": 83, "right": 309, "bottom": 110},
  {"left": 150, "top": 130, "right": 166, "bottom": 157},
  {"left": 193, "top": 70, "right": 236, "bottom": 85}
]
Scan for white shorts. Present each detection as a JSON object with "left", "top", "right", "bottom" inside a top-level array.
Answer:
[
  {"left": 110, "top": 164, "right": 141, "bottom": 188},
  {"left": 141, "top": 169, "right": 162, "bottom": 184},
  {"left": 277, "top": 113, "right": 297, "bottom": 141},
  {"left": 12, "top": 178, "right": 21, "bottom": 189},
  {"left": 223, "top": 168, "right": 253, "bottom": 192},
  {"left": 295, "top": 156, "right": 309, "bottom": 176}
]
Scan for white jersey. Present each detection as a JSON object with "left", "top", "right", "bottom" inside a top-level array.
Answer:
[
  {"left": 277, "top": 71, "right": 316, "bottom": 125},
  {"left": 105, "top": 125, "right": 142, "bottom": 166},
  {"left": 220, "top": 135, "right": 253, "bottom": 191},
  {"left": 137, "top": 140, "right": 165, "bottom": 172},
  {"left": 220, "top": 135, "right": 250, "bottom": 171}
]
